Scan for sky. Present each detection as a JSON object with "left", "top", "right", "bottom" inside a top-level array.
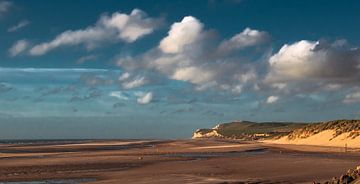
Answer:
[{"left": 1, "top": 0, "right": 360, "bottom": 139}]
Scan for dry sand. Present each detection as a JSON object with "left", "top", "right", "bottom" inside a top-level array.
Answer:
[
  {"left": 265, "top": 130, "right": 360, "bottom": 148},
  {"left": 0, "top": 139, "right": 359, "bottom": 183}
]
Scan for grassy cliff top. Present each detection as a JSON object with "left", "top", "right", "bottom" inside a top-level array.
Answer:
[{"left": 212, "top": 121, "right": 307, "bottom": 138}]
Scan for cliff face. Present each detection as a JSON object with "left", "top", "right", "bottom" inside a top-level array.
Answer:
[{"left": 192, "top": 129, "right": 223, "bottom": 139}]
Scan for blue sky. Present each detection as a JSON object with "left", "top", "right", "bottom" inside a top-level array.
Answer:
[{"left": 0, "top": 0, "right": 360, "bottom": 139}]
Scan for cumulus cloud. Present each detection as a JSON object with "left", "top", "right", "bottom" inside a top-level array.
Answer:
[
  {"left": 118, "top": 16, "right": 269, "bottom": 94},
  {"left": 171, "top": 66, "right": 216, "bottom": 84},
  {"left": 217, "top": 28, "right": 270, "bottom": 54},
  {"left": 267, "top": 40, "right": 360, "bottom": 83},
  {"left": 9, "top": 40, "right": 29, "bottom": 56},
  {"left": 266, "top": 95, "right": 279, "bottom": 104},
  {"left": 29, "top": 9, "right": 163, "bottom": 56},
  {"left": 343, "top": 92, "right": 360, "bottom": 104},
  {"left": 136, "top": 92, "right": 153, "bottom": 104},
  {"left": 264, "top": 39, "right": 360, "bottom": 98},
  {"left": 8, "top": 20, "right": 30, "bottom": 32},
  {"left": 101, "top": 9, "right": 162, "bottom": 42},
  {"left": 159, "top": 16, "right": 203, "bottom": 54}
]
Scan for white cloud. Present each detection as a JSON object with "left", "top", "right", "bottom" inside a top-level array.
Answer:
[
  {"left": 264, "top": 39, "right": 360, "bottom": 98},
  {"left": 266, "top": 96, "right": 279, "bottom": 104},
  {"left": 118, "top": 72, "right": 130, "bottom": 81},
  {"left": 118, "top": 16, "right": 268, "bottom": 94},
  {"left": 218, "top": 28, "right": 270, "bottom": 54},
  {"left": 117, "top": 71, "right": 150, "bottom": 89},
  {"left": 171, "top": 66, "right": 216, "bottom": 84},
  {"left": 159, "top": 16, "right": 203, "bottom": 54},
  {"left": 136, "top": 92, "right": 153, "bottom": 104},
  {"left": 122, "top": 76, "right": 147, "bottom": 89},
  {"left": 343, "top": 92, "right": 360, "bottom": 104},
  {"left": 8, "top": 20, "right": 30, "bottom": 32},
  {"left": 109, "top": 91, "right": 129, "bottom": 100},
  {"left": 29, "top": 9, "right": 162, "bottom": 56},
  {"left": 9, "top": 40, "right": 29, "bottom": 56},
  {"left": 267, "top": 40, "right": 360, "bottom": 83},
  {"left": 30, "top": 28, "right": 105, "bottom": 55},
  {"left": 101, "top": 9, "right": 160, "bottom": 42}
]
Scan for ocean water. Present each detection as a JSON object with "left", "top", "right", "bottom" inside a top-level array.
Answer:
[{"left": 0, "top": 117, "right": 207, "bottom": 139}]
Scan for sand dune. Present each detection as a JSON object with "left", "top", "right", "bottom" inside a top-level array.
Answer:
[{"left": 266, "top": 130, "right": 360, "bottom": 148}]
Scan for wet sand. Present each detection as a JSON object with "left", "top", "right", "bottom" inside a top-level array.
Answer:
[{"left": 0, "top": 139, "right": 359, "bottom": 184}]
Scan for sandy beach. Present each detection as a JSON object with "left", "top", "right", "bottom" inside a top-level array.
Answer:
[{"left": 0, "top": 139, "right": 359, "bottom": 184}]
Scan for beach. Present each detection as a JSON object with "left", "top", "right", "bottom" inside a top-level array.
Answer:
[{"left": 0, "top": 139, "right": 359, "bottom": 184}]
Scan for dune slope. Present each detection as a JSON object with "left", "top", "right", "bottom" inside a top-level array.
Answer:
[{"left": 266, "top": 120, "right": 360, "bottom": 148}]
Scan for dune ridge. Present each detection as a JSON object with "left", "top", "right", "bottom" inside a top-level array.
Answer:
[
  {"left": 266, "top": 129, "right": 360, "bottom": 148},
  {"left": 266, "top": 120, "right": 360, "bottom": 148}
]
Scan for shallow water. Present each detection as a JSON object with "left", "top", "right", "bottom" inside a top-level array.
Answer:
[{"left": 0, "top": 178, "right": 96, "bottom": 184}]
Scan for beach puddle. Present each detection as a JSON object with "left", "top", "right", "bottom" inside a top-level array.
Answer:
[{"left": 0, "top": 178, "right": 96, "bottom": 184}]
